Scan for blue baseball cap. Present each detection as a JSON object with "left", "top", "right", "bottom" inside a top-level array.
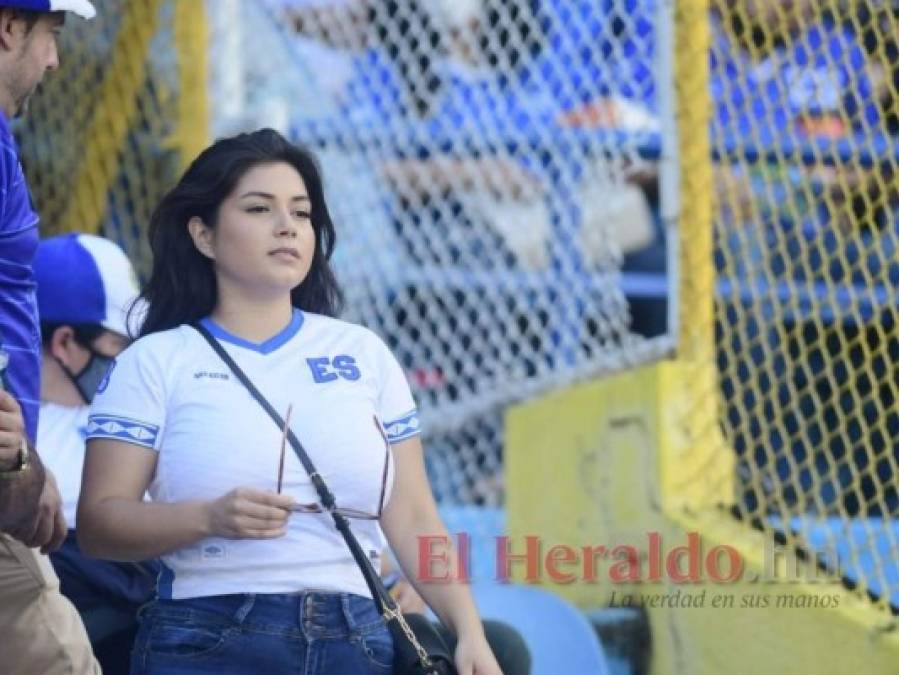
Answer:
[
  {"left": 0, "top": 1, "right": 96, "bottom": 19},
  {"left": 34, "top": 233, "right": 141, "bottom": 337}
]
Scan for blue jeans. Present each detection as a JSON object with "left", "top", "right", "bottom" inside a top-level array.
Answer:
[{"left": 130, "top": 592, "right": 393, "bottom": 675}]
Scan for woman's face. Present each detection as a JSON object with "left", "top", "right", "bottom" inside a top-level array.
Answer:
[{"left": 192, "top": 161, "right": 316, "bottom": 300}]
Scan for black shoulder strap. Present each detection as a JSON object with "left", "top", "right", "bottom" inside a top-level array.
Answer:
[{"left": 192, "top": 322, "right": 397, "bottom": 613}]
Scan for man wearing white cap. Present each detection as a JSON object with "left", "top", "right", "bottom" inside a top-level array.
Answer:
[
  {"left": 35, "top": 233, "right": 153, "bottom": 673},
  {"left": 0, "top": 2, "right": 100, "bottom": 674},
  {"left": 36, "top": 233, "right": 140, "bottom": 525}
]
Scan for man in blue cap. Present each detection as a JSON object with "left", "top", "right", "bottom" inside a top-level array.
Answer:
[
  {"left": 0, "top": 2, "right": 100, "bottom": 674},
  {"left": 35, "top": 233, "right": 156, "bottom": 673}
]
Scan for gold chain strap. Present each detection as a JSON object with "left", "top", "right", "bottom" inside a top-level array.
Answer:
[{"left": 383, "top": 606, "right": 436, "bottom": 672}]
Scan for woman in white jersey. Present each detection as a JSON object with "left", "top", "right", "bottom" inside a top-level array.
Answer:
[{"left": 77, "top": 129, "right": 502, "bottom": 675}]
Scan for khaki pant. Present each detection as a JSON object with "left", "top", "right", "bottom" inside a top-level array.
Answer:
[{"left": 0, "top": 534, "right": 100, "bottom": 675}]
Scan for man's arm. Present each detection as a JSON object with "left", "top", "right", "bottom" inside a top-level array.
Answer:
[
  {"left": 0, "top": 442, "right": 46, "bottom": 539},
  {"left": 0, "top": 389, "right": 46, "bottom": 538},
  {"left": 0, "top": 390, "right": 65, "bottom": 552}
]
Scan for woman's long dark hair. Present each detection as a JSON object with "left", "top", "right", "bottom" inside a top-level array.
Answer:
[{"left": 135, "top": 129, "right": 344, "bottom": 337}]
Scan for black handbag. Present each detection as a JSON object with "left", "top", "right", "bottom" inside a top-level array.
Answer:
[{"left": 195, "top": 324, "right": 458, "bottom": 675}]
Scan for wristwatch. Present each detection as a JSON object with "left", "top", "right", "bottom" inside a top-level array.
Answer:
[{"left": 0, "top": 438, "right": 29, "bottom": 478}]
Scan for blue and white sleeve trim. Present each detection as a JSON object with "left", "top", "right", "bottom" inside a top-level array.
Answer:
[
  {"left": 383, "top": 409, "right": 421, "bottom": 443},
  {"left": 86, "top": 414, "right": 160, "bottom": 450}
]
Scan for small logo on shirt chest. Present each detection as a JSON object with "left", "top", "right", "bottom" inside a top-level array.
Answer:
[
  {"left": 202, "top": 543, "right": 227, "bottom": 560},
  {"left": 306, "top": 355, "right": 360, "bottom": 383},
  {"left": 194, "top": 371, "right": 230, "bottom": 381}
]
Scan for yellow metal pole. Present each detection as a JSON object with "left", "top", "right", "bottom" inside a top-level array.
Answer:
[
  {"left": 59, "top": 0, "right": 163, "bottom": 234},
  {"left": 173, "top": 0, "right": 211, "bottom": 172},
  {"left": 676, "top": 0, "right": 713, "bottom": 359},
  {"left": 667, "top": 0, "right": 734, "bottom": 507}
]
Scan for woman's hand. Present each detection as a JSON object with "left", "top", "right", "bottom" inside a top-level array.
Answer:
[
  {"left": 454, "top": 633, "right": 503, "bottom": 675},
  {"left": 205, "top": 487, "right": 294, "bottom": 539}
]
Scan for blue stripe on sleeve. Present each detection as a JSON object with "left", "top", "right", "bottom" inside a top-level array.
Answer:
[
  {"left": 86, "top": 414, "right": 160, "bottom": 450},
  {"left": 383, "top": 409, "right": 420, "bottom": 442}
]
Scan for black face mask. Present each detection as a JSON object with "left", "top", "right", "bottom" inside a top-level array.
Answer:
[{"left": 59, "top": 350, "right": 115, "bottom": 404}]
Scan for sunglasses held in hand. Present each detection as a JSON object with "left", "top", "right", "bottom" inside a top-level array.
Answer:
[{"left": 277, "top": 408, "right": 390, "bottom": 520}]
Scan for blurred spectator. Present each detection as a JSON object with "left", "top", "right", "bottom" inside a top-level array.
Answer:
[
  {"left": 712, "top": 0, "right": 887, "bottom": 240},
  {"left": 275, "top": 0, "right": 445, "bottom": 115},
  {"left": 373, "top": 0, "right": 551, "bottom": 271},
  {"left": 539, "top": 0, "right": 665, "bottom": 334},
  {"left": 372, "top": 0, "right": 662, "bottom": 279}
]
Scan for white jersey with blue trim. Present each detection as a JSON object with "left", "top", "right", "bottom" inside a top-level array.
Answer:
[{"left": 86, "top": 309, "right": 420, "bottom": 600}]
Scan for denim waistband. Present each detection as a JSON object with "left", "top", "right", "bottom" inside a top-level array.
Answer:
[{"left": 141, "top": 591, "right": 385, "bottom": 640}]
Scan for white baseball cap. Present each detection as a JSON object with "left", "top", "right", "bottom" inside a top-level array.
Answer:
[{"left": 34, "top": 233, "right": 141, "bottom": 338}]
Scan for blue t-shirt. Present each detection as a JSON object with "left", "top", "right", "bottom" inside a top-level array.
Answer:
[{"left": 0, "top": 111, "right": 41, "bottom": 442}]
